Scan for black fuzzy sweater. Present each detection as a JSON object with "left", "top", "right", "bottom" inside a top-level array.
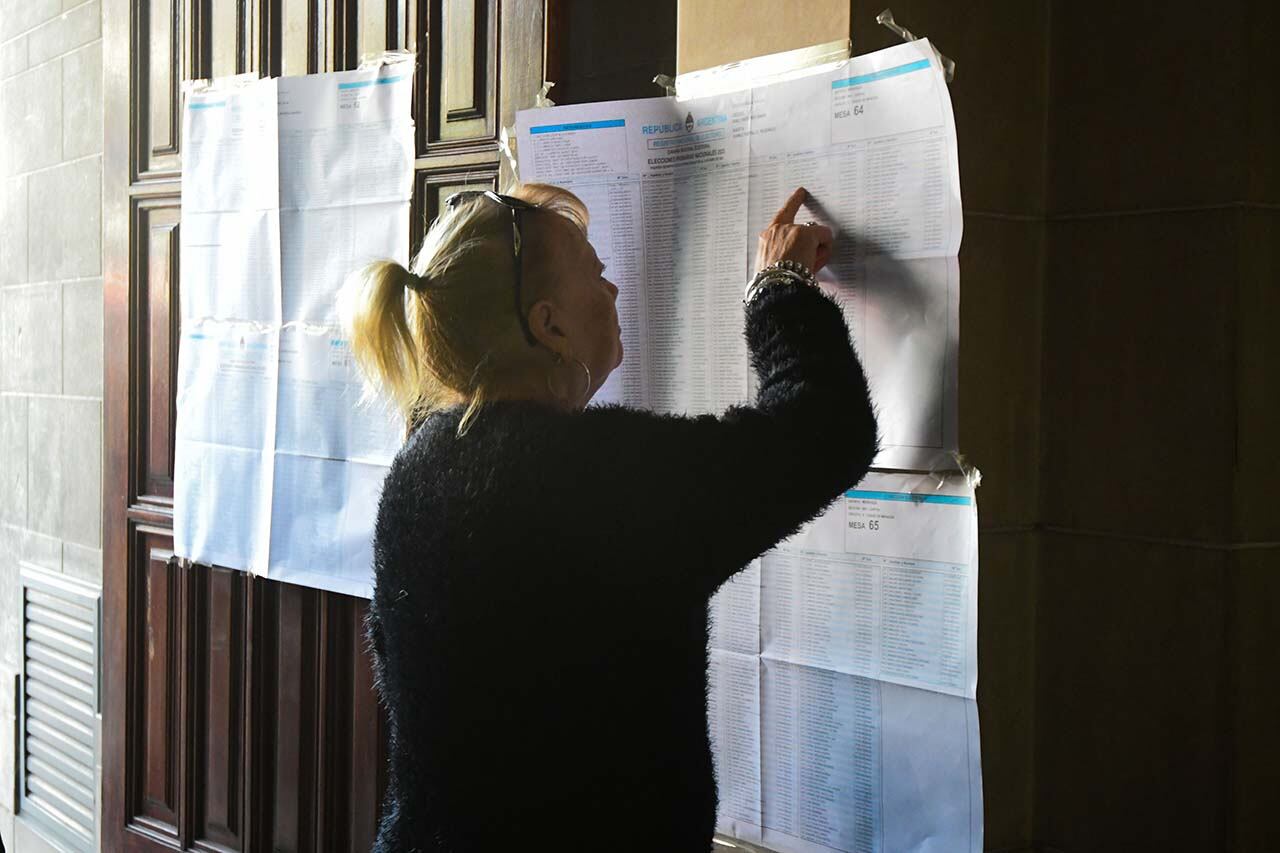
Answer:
[{"left": 367, "top": 281, "right": 878, "bottom": 852}]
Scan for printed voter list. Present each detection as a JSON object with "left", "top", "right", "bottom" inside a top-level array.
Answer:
[
  {"left": 708, "top": 470, "right": 981, "bottom": 853},
  {"left": 175, "top": 60, "right": 412, "bottom": 598},
  {"left": 519, "top": 40, "right": 978, "bottom": 853},
  {"left": 517, "top": 39, "right": 963, "bottom": 473}
]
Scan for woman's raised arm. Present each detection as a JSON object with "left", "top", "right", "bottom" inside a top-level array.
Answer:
[{"left": 565, "top": 188, "right": 879, "bottom": 595}]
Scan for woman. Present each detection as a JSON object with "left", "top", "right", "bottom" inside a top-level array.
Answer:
[{"left": 345, "top": 182, "right": 878, "bottom": 852}]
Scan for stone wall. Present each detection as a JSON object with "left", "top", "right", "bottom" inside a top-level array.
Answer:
[{"left": 0, "top": 0, "right": 104, "bottom": 849}]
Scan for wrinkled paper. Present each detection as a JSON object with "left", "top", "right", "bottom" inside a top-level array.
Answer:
[{"left": 175, "top": 61, "right": 413, "bottom": 598}]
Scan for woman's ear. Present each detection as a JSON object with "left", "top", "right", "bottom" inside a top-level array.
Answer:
[{"left": 528, "top": 299, "right": 568, "bottom": 355}]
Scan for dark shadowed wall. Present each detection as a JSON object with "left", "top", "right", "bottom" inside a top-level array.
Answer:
[
  {"left": 554, "top": 2, "right": 1279, "bottom": 851},
  {"left": 551, "top": 1, "right": 678, "bottom": 105},
  {"left": 1031, "top": 2, "right": 1278, "bottom": 851}
]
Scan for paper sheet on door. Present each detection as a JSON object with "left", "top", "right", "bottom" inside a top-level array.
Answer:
[{"left": 174, "top": 61, "right": 413, "bottom": 598}]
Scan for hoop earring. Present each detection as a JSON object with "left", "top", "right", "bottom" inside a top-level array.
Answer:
[
  {"left": 571, "top": 357, "right": 592, "bottom": 406},
  {"left": 545, "top": 352, "right": 571, "bottom": 406},
  {"left": 544, "top": 353, "right": 593, "bottom": 409}
]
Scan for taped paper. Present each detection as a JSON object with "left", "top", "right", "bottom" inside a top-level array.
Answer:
[
  {"left": 535, "top": 80, "right": 556, "bottom": 108},
  {"left": 175, "top": 60, "right": 415, "bottom": 598},
  {"left": 707, "top": 471, "right": 983, "bottom": 853},
  {"left": 517, "top": 39, "right": 963, "bottom": 470},
  {"left": 877, "top": 9, "right": 956, "bottom": 82}
]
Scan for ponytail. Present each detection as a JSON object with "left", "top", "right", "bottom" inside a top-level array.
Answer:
[{"left": 341, "top": 260, "right": 425, "bottom": 428}]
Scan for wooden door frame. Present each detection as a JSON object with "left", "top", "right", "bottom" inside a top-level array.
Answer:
[
  {"left": 100, "top": 0, "right": 144, "bottom": 842},
  {"left": 102, "top": 2, "right": 565, "bottom": 850}
]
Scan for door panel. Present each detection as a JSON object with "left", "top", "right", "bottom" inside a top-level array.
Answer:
[
  {"left": 411, "top": 166, "right": 499, "bottom": 247},
  {"left": 426, "top": 0, "right": 497, "bottom": 148},
  {"left": 130, "top": 531, "right": 180, "bottom": 842},
  {"left": 138, "top": 0, "right": 183, "bottom": 178},
  {"left": 207, "top": 0, "right": 244, "bottom": 77},
  {"left": 259, "top": 582, "right": 323, "bottom": 852},
  {"left": 104, "top": 1, "right": 552, "bottom": 850},
  {"left": 134, "top": 197, "right": 179, "bottom": 506},
  {"left": 190, "top": 565, "right": 246, "bottom": 850},
  {"left": 357, "top": 1, "right": 389, "bottom": 59}
]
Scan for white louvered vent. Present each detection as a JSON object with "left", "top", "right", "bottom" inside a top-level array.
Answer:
[{"left": 19, "top": 565, "right": 100, "bottom": 853}]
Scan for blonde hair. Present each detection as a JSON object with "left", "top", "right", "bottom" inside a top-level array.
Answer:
[{"left": 341, "top": 182, "right": 589, "bottom": 436}]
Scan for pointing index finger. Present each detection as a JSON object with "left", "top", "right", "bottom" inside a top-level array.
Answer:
[{"left": 769, "top": 187, "right": 809, "bottom": 226}]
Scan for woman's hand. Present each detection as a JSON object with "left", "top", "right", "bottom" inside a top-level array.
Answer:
[{"left": 755, "top": 187, "right": 834, "bottom": 275}]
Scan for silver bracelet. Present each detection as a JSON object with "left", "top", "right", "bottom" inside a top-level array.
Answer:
[{"left": 743, "top": 260, "right": 818, "bottom": 305}]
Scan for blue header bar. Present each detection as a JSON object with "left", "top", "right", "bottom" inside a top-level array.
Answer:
[
  {"left": 337, "top": 74, "right": 407, "bottom": 90},
  {"left": 190, "top": 100, "right": 227, "bottom": 110},
  {"left": 832, "top": 58, "right": 931, "bottom": 89},
  {"left": 529, "top": 119, "right": 625, "bottom": 135},
  {"left": 845, "top": 489, "right": 972, "bottom": 506}
]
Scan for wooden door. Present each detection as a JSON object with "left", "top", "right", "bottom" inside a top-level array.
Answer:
[{"left": 102, "top": 2, "right": 556, "bottom": 850}]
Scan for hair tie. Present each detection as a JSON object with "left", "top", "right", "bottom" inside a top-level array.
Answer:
[{"left": 406, "top": 270, "right": 430, "bottom": 293}]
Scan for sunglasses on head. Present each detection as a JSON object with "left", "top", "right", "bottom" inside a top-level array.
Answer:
[{"left": 443, "top": 190, "right": 540, "bottom": 347}]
